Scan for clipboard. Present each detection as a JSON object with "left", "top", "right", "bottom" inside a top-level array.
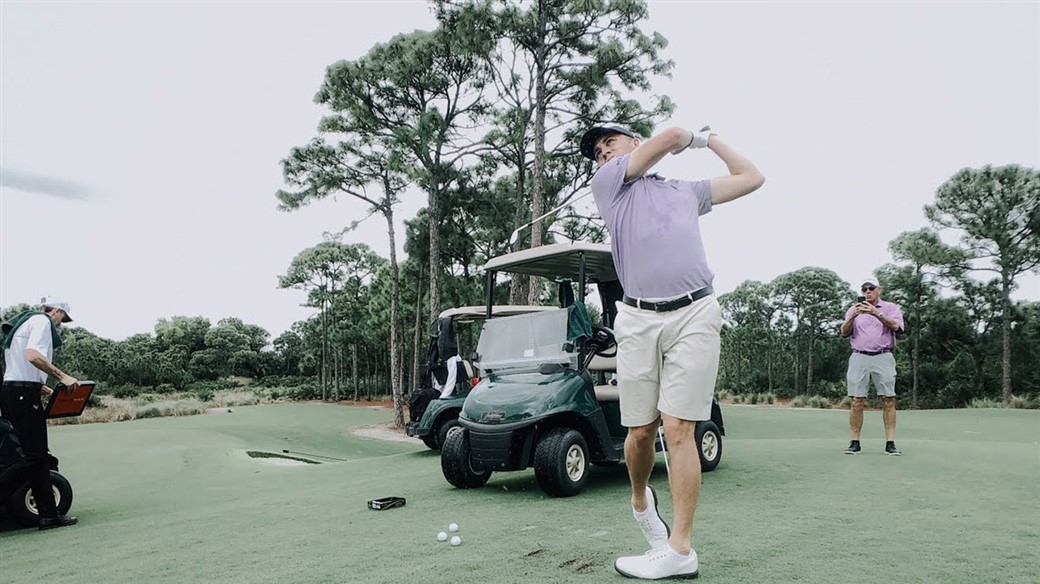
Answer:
[{"left": 45, "top": 381, "right": 96, "bottom": 419}]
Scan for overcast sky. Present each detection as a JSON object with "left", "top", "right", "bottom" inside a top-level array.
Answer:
[{"left": 1, "top": 1, "right": 1037, "bottom": 341}]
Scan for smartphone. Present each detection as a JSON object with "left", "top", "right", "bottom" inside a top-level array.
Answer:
[{"left": 857, "top": 296, "right": 866, "bottom": 303}]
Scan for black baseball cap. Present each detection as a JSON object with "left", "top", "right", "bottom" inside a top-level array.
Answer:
[{"left": 579, "top": 125, "right": 637, "bottom": 161}]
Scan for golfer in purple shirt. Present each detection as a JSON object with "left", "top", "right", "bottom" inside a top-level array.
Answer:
[
  {"left": 581, "top": 122, "right": 764, "bottom": 580},
  {"left": 840, "top": 275, "right": 905, "bottom": 456}
]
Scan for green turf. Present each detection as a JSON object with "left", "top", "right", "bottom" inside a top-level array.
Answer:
[{"left": 1, "top": 404, "right": 1037, "bottom": 583}]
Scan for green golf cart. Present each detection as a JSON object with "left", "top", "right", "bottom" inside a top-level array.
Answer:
[
  {"left": 441, "top": 242, "right": 725, "bottom": 497},
  {"left": 406, "top": 305, "right": 554, "bottom": 450}
]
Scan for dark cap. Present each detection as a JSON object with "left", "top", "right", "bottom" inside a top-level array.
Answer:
[{"left": 579, "top": 125, "right": 637, "bottom": 161}]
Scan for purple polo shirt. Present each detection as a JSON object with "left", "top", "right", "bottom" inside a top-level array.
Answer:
[
  {"left": 590, "top": 153, "right": 714, "bottom": 298},
  {"left": 845, "top": 300, "right": 904, "bottom": 352}
]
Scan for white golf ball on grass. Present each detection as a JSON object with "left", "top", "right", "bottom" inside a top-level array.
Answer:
[
  {"left": 437, "top": 531, "right": 448, "bottom": 542},
  {"left": 448, "top": 523, "right": 459, "bottom": 532},
  {"left": 450, "top": 535, "right": 462, "bottom": 546}
]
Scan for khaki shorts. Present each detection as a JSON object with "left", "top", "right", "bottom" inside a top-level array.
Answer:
[
  {"left": 846, "top": 352, "right": 897, "bottom": 397},
  {"left": 614, "top": 295, "right": 722, "bottom": 427}
]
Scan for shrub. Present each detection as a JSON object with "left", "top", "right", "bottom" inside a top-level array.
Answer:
[
  {"left": 791, "top": 395, "right": 832, "bottom": 409},
  {"left": 762, "top": 392, "right": 776, "bottom": 405},
  {"left": 749, "top": 393, "right": 760, "bottom": 405}
]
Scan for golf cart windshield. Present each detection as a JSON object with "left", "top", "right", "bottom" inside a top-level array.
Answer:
[{"left": 476, "top": 304, "right": 591, "bottom": 373}]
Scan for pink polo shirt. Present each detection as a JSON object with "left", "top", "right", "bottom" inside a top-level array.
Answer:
[{"left": 845, "top": 300, "right": 904, "bottom": 352}]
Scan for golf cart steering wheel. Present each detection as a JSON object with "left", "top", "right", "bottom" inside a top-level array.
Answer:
[{"left": 589, "top": 325, "right": 617, "bottom": 358}]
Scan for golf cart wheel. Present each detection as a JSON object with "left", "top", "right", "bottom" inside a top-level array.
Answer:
[
  {"left": 421, "top": 434, "right": 440, "bottom": 450},
  {"left": 696, "top": 421, "right": 723, "bottom": 472},
  {"left": 435, "top": 418, "right": 462, "bottom": 450},
  {"left": 441, "top": 428, "right": 491, "bottom": 489},
  {"left": 8, "top": 471, "right": 73, "bottom": 528},
  {"left": 534, "top": 428, "right": 590, "bottom": 497}
]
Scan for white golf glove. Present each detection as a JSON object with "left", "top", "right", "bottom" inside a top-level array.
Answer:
[{"left": 687, "top": 125, "right": 714, "bottom": 149}]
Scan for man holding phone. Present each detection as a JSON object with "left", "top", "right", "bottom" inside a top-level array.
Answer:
[{"left": 840, "top": 277, "right": 904, "bottom": 455}]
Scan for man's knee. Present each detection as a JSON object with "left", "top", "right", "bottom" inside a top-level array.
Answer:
[
  {"left": 627, "top": 422, "right": 659, "bottom": 447},
  {"left": 882, "top": 396, "right": 896, "bottom": 408},
  {"left": 851, "top": 397, "right": 866, "bottom": 409},
  {"left": 662, "top": 416, "right": 695, "bottom": 446}
]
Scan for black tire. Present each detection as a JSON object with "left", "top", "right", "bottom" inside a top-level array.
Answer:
[
  {"left": 696, "top": 421, "right": 722, "bottom": 472},
  {"left": 441, "top": 428, "right": 491, "bottom": 489},
  {"left": 435, "top": 418, "right": 462, "bottom": 450},
  {"left": 534, "top": 428, "right": 590, "bottom": 497},
  {"left": 8, "top": 471, "right": 73, "bottom": 527},
  {"left": 421, "top": 434, "right": 440, "bottom": 450}
]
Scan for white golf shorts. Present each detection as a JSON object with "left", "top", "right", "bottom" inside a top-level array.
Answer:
[
  {"left": 846, "top": 352, "right": 897, "bottom": 397},
  {"left": 614, "top": 294, "right": 722, "bottom": 427}
]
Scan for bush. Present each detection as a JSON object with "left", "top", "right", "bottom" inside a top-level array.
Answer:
[
  {"left": 762, "top": 392, "right": 776, "bottom": 405},
  {"left": 749, "top": 393, "right": 760, "bottom": 405},
  {"left": 111, "top": 385, "right": 143, "bottom": 399},
  {"left": 791, "top": 395, "right": 832, "bottom": 409}
]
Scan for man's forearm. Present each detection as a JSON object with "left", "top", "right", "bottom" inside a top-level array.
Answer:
[
  {"left": 840, "top": 317, "right": 855, "bottom": 338},
  {"left": 876, "top": 314, "right": 901, "bottom": 333},
  {"left": 26, "top": 349, "right": 69, "bottom": 380},
  {"left": 708, "top": 135, "right": 761, "bottom": 178}
]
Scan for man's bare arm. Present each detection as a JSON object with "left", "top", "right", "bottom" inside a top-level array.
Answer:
[
  {"left": 624, "top": 127, "right": 691, "bottom": 181},
  {"left": 707, "top": 135, "right": 765, "bottom": 205},
  {"left": 26, "top": 349, "right": 79, "bottom": 389}
]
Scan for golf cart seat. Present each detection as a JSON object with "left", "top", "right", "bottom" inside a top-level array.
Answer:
[
  {"left": 594, "top": 384, "right": 620, "bottom": 402},
  {"left": 587, "top": 355, "right": 616, "bottom": 371}
]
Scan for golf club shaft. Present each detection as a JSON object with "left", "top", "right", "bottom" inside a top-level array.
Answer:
[
  {"left": 508, "top": 190, "right": 593, "bottom": 247},
  {"left": 658, "top": 426, "right": 670, "bottom": 474}
]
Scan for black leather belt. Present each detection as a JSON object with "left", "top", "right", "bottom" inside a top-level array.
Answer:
[
  {"left": 2, "top": 381, "right": 43, "bottom": 389},
  {"left": 854, "top": 348, "right": 892, "bottom": 356},
  {"left": 623, "top": 287, "right": 713, "bottom": 312}
]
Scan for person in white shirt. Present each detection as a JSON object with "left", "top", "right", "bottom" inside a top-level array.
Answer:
[{"left": 2, "top": 300, "right": 80, "bottom": 530}]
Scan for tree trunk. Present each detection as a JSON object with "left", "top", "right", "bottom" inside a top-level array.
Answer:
[
  {"left": 805, "top": 334, "right": 815, "bottom": 394},
  {"left": 351, "top": 343, "right": 359, "bottom": 402},
  {"left": 1001, "top": 274, "right": 1013, "bottom": 403},
  {"left": 525, "top": 3, "right": 549, "bottom": 306},
  {"left": 320, "top": 298, "right": 328, "bottom": 401},
  {"left": 385, "top": 208, "right": 405, "bottom": 427},
  {"left": 429, "top": 186, "right": 442, "bottom": 323},
  {"left": 911, "top": 320, "right": 921, "bottom": 408},
  {"left": 333, "top": 349, "right": 340, "bottom": 401},
  {"left": 411, "top": 267, "right": 425, "bottom": 392}
]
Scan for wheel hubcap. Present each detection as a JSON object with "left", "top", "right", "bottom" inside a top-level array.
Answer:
[
  {"left": 25, "top": 486, "right": 62, "bottom": 516},
  {"left": 701, "top": 432, "right": 718, "bottom": 461},
  {"left": 565, "top": 444, "right": 586, "bottom": 481}
]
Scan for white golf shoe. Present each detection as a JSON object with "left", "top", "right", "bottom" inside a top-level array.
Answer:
[
  {"left": 633, "top": 485, "right": 670, "bottom": 551},
  {"left": 615, "top": 546, "right": 699, "bottom": 580}
]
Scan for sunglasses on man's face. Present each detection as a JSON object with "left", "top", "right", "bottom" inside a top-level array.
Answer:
[{"left": 862, "top": 286, "right": 877, "bottom": 292}]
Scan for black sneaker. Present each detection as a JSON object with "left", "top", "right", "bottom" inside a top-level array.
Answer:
[
  {"left": 885, "top": 442, "right": 902, "bottom": 456},
  {"left": 844, "top": 440, "right": 861, "bottom": 455},
  {"left": 39, "top": 515, "right": 78, "bottom": 530}
]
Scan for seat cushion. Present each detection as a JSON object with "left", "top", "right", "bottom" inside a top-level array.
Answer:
[{"left": 594, "top": 384, "right": 620, "bottom": 402}]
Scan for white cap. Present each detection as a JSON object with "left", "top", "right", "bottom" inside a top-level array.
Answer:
[
  {"left": 42, "top": 300, "right": 73, "bottom": 323},
  {"left": 859, "top": 276, "right": 879, "bottom": 288}
]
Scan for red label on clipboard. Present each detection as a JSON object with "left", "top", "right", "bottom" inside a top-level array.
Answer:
[{"left": 45, "top": 382, "right": 96, "bottom": 419}]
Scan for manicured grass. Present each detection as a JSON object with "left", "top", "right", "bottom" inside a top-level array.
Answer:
[{"left": 1, "top": 404, "right": 1037, "bottom": 584}]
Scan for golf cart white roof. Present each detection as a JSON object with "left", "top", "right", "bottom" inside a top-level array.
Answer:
[
  {"left": 438, "top": 305, "right": 555, "bottom": 323},
  {"left": 483, "top": 242, "right": 617, "bottom": 283}
]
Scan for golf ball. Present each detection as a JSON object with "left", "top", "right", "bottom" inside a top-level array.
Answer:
[
  {"left": 437, "top": 532, "right": 448, "bottom": 542},
  {"left": 448, "top": 523, "right": 459, "bottom": 532},
  {"left": 450, "top": 535, "right": 462, "bottom": 546}
]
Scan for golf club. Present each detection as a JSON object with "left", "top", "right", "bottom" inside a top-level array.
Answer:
[
  {"left": 507, "top": 190, "right": 593, "bottom": 248},
  {"left": 658, "top": 426, "right": 670, "bottom": 475},
  {"left": 281, "top": 449, "right": 350, "bottom": 462}
]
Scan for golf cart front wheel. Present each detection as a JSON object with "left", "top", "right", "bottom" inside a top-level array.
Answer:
[
  {"left": 696, "top": 420, "right": 722, "bottom": 472},
  {"left": 534, "top": 428, "right": 590, "bottom": 497},
  {"left": 441, "top": 428, "right": 491, "bottom": 489},
  {"left": 8, "top": 471, "right": 73, "bottom": 528}
]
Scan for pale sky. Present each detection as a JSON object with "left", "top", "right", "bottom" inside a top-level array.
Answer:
[{"left": 1, "top": 1, "right": 1038, "bottom": 341}]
